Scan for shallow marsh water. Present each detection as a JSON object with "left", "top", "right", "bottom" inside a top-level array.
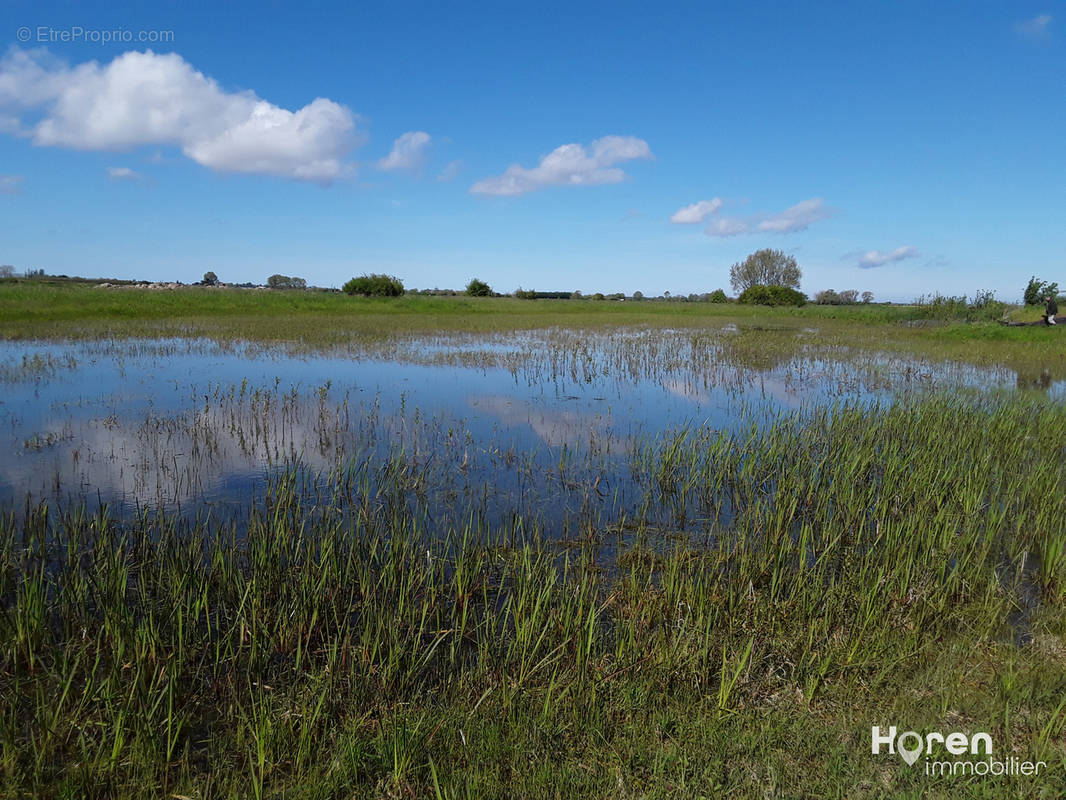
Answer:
[{"left": 0, "top": 326, "right": 1057, "bottom": 537}]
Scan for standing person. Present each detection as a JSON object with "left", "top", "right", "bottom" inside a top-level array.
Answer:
[{"left": 1046, "top": 295, "right": 1059, "bottom": 325}]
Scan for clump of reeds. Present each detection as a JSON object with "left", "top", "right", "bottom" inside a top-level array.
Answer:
[{"left": 2, "top": 393, "right": 1065, "bottom": 796}]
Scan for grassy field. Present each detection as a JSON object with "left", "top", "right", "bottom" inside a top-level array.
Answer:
[
  {"left": 1, "top": 281, "right": 1063, "bottom": 370},
  {"left": 2, "top": 282, "right": 1066, "bottom": 797}
]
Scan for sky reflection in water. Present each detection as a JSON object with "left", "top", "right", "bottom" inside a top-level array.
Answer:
[{"left": 0, "top": 331, "right": 1053, "bottom": 533}]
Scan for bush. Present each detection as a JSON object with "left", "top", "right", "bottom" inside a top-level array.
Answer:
[
  {"left": 1024, "top": 276, "right": 1059, "bottom": 306},
  {"left": 737, "top": 284, "right": 807, "bottom": 307},
  {"left": 202, "top": 271, "right": 218, "bottom": 286},
  {"left": 708, "top": 289, "right": 728, "bottom": 303},
  {"left": 466, "top": 278, "right": 491, "bottom": 297},
  {"left": 342, "top": 274, "right": 404, "bottom": 297},
  {"left": 816, "top": 289, "right": 862, "bottom": 305},
  {"left": 267, "top": 274, "right": 307, "bottom": 290},
  {"left": 913, "top": 292, "right": 1009, "bottom": 322}
]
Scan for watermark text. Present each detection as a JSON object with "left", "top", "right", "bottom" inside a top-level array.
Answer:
[{"left": 16, "top": 26, "right": 175, "bottom": 45}]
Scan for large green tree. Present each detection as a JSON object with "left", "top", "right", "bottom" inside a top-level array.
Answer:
[{"left": 729, "top": 249, "right": 801, "bottom": 294}]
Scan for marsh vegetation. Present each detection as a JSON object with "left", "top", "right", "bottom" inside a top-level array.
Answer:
[{"left": 1, "top": 285, "right": 1064, "bottom": 797}]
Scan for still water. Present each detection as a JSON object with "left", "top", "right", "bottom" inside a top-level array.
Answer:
[{"left": 0, "top": 328, "right": 1053, "bottom": 533}]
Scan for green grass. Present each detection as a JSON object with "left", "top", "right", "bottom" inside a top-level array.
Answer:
[
  {"left": 3, "top": 394, "right": 1065, "bottom": 798},
  {"left": 3, "top": 282, "right": 1065, "bottom": 796},
  {"left": 5, "top": 282, "right": 1066, "bottom": 384}
]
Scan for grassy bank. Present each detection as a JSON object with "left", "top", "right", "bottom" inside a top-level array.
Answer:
[
  {"left": 2, "top": 282, "right": 1064, "bottom": 379},
  {"left": 3, "top": 394, "right": 1065, "bottom": 798}
]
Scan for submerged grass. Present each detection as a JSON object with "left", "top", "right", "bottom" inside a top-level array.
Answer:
[{"left": 3, "top": 394, "right": 1066, "bottom": 797}]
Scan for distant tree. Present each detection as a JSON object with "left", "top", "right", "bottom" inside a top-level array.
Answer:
[
  {"left": 729, "top": 249, "right": 801, "bottom": 294},
  {"left": 572, "top": 290, "right": 583, "bottom": 299},
  {"left": 631, "top": 291, "right": 643, "bottom": 301},
  {"left": 737, "top": 285, "right": 807, "bottom": 307},
  {"left": 838, "top": 289, "right": 860, "bottom": 304},
  {"left": 814, "top": 289, "right": 841, "bottom": 305},
  {"left": 202, "top": 271, "right": 218, "bottom": 286},
  {"left": 267, "top": 274, "right": 307, "bottom": 290},
  {"left": 592, "top": 292, "right": 605, "bottom": 301},
  {"left": 342, "top": 274, "right": 404, "bottom": 297},
  {"left": 465, "top": 278, "right": 491, "bottom": 297},
  {"left": 708, "top": 288, "right": 728, "bottom": 303},
  {"left": 0, "top": 265, "right": 14, "bottom": 278},
  {"left": 861, "top": 291, "right": 874, "bottom": 304},
  {"left": 25, "top": 268, "right": 46, "bottom": 278},
  {"left": 1024, "top": 276, "right": 1059, "bottom": 306}
]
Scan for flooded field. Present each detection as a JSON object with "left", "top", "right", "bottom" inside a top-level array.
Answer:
[
  {"left": 0, "top": 326, "right": 1056, "bottom": 532},
  {"left": 5, "top": 324, "right": 1066, "bottom": 797}
]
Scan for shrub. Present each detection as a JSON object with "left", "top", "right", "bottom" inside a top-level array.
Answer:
[
  {"left": 267, "top": 274, "right": 307, "bottom": 290},
  {"left": 202, "top": 271, "right": 218, "bottom": 286},
  {"left": 342, "top": 274, "right": 404, "bottom": 297},
  {"left": 737, "top": 284, "right": 807, "bottom": 307},
  {"left": 913, "top": 292, "right": 1009, "bottom": 322},
  {"left": 466, "top": 278, "right": 491, "bottom": 297},
  {"left": 1024, "top": 276, "right": 1059, "bottom": 306},
  {"left": 708, "top": 289, "right": 728, "bottom": 303},
  {"left": 816, "top": 289, "right": 863, "bottom": 305}
]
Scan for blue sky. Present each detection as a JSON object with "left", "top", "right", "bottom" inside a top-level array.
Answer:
[{"left": 0, "top": 1, "right": 1062, "bottom": 301}]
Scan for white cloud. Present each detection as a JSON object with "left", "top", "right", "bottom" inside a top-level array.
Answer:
[
  {"left": 704, "top": 217, "right": 750, "bottom": 237},
  {"left": 670, "top": 198, "right": 722, "bottom": 224},
  {"left": 702, "top": 197, "right": 832, "bottom": 237},
  {"left": 377, "top": 131, "right": 431, "bottom": 171},
  {"left": 1015, "top": 13, "right": 1052, "bottom": 37},
  {"left": 437, "top": 159, "right": 462, "bottom": 182},
  {"left": 0, "top": 174, "right": 23, "bottom": 194},
  {"left": 0, "top": 48, "right": 361, "bottom": 183},
  {"left": 470, "top": 135, "right": 652, "bottom": 196},
  {"left": 107, "top": 166, "right": 143, "bottom": 181},
  {"left": 853, "top": 246, "right": 920, "bottom": 269},
  {"left": 757, "top": 198, "right": 832, "bottom": 233}
]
